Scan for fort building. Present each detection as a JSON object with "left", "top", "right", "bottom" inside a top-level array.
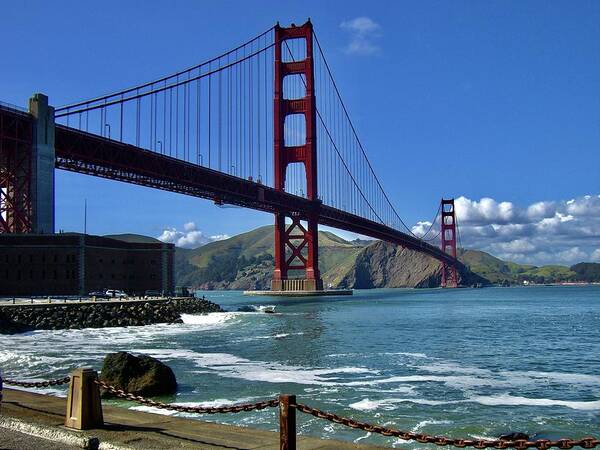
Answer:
[{"left": 0, "top": 233, "right": 174, "bottom": 296}]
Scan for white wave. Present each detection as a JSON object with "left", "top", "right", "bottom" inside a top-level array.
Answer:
[
  {"left": 349, "top": 397, "right": 453, "bottom": 411},
  {"left": 350, "top": 394, "right": 600, "bottom": 412},
  {"left": 349, "top": 398, "right": 388, "bottom": 411},
  {"left": 471, "top": 394, "right": 600, "bottom": 411},
  {"left": 130, "top": 405, "right": 179, "bottom": 416},
  {"left": 130, "top": 396, "right": 260, "bottom": 416},
  {"left": 180, "top": 312, "right": 237, "bottom": 327},
  {"left": 406, "top": 355, "right": 600, "bottom": 389},
  {"left": 131, "top": 348, "right": 376, "bottom": 386},
  {"left": 132, "top": 349, "right": 247, "bottom": 366},
  {"left": 412, "top": 419, "right": 453, "bottom": 431},
  {"left": 355, "top": 385, "right": 416, "bottom": 395},
  {"left": 415, "top": 361, "right": 492, "bottom": 376},
  {"left": 499, "top": 370, "right": 600, "bottom": 385},
  {"left": 253, "top": 305, "right": 276, "bottom": 312},
  {"left": 344, "top": 374, "right": 493, "bottom": 389},
  {"left": 0, "top": 350, "right": 64, "bottom": 370},
  {"left": 235, "top": 332, "right": 304, "bottom": 342},
  {"left": 381, "top": 352, "right": 429, "bottom": 359},
  {"left": 354, "top": 432, "right": 372, "bottom": 443}
]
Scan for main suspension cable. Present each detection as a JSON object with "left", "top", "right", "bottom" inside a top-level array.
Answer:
[
  {"left": 312, "top": 30, "right": 432, "bottom": 239},
  {"left": 56, "top": 26, "right": 275, "bottom": 112}
]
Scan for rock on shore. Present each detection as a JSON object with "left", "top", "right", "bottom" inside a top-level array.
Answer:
[
  {"left": 0, "top": 297, "right": 223, "bottom": 334},
  {"left": 100, "top": 352, "right": 177, "bottom": 397}
]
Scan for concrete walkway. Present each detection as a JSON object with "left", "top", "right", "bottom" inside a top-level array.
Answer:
[
  {"left": 1, "top": 389, "right": 387, "bottom": 449},
  {"left": 0, "top": 427, "right": 81, "bottom": 450}
]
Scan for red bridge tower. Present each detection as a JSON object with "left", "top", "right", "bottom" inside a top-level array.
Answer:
[
  {"left": 441, "top": 198, "right": 458, "bottom": 288},
  {"left": 271, "top": 21, "right": 323, "bottom": 292}
]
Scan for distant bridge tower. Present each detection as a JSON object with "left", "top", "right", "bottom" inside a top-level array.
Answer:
[
  {"left": 271, "top": 20, "right": 323, "bottom": 292},
  {"left": 441, "top": 198, "right": 458, "bottom": 288}
]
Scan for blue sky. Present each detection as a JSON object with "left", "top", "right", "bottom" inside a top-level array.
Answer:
[{"left": 2, "top": 1, "right": 599, "bottom": 264}]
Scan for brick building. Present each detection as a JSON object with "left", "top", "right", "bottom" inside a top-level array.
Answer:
[{"left": 0, "top": 234, "right": 174, "bottom": 296}]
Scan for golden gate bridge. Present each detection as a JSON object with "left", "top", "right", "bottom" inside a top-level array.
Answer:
[{"left": 0, "top": 20, "right": 461, "bottom": 290}]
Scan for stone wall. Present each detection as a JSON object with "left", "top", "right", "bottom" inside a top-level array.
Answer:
[{"left": 0, "top": 297, "right": 222, "bottom": 333}]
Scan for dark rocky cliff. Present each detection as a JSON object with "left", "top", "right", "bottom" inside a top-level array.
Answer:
[{"left": 334, "top": 241, "right": 489, "bottom": 289}]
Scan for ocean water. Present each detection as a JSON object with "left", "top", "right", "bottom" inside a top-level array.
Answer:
[{"left": 2, "top": 286, "right": 599, "bottom": 448}]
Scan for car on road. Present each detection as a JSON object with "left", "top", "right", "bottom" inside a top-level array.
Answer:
[
  {"left": 105, "top": 289, "right": 128, "bottom": 299},
  {"left": 88, "top": 291, "right": 107, "bottom": 298}
]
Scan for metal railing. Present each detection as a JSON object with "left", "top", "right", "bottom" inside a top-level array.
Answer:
[{"left": 1, "top": 372, "right": 599, "bottom": 449}]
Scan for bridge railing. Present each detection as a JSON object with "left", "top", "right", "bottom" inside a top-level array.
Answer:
[
  {"left": 0, "top": 101, "right": 29, "bottom": 116},
  {"left": 2, "top": 371, "right": 598, "bottom": 449}
]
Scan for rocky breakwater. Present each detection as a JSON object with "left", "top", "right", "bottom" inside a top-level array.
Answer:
[{"left": 0, "top": 297, "right": 223, "bottom": 334}]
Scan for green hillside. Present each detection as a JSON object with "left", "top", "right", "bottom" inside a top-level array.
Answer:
[
  {"left": 520, "top": 265, "right": 577, "bottom": 283},
  {"left": 458, "top": 249, "right": 534, "bottom": 284},
  {"left": 172, "top": 226, "right": 600, "bottom": 288},
  {"left": 176, "top": 225, "right": 366, "bottom": 288},
  {"left": 458, "top": 249, "right": 596, "bottom": 284}
]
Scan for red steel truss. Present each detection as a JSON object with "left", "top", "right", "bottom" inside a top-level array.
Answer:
[
  {"left": 0, "top": 107, "right": 33, "bottom": 233},
  {"left": 272, "top": 21, "right": 322, "bottom": 291},
  {"left": 440, "top": 198, "right": 458, "bottom": 288}
]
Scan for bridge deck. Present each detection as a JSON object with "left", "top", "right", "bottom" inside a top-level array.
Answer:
[
  {"left": 0, "top": 104, "right": 459, "bottom": 268},
  {"left": 53, "top": 122, "right": 459, "bottom": 267}
]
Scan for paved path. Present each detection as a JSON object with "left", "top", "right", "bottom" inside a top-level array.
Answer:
[
  {"left": 1, "top": 389, "right": 386, "bottom": 449},
  {"left": 0, "top": 428, "right": 80, "bottom": 450}
]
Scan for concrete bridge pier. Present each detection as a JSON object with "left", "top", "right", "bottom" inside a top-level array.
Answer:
[{"left": 29, "top": 93, "right": 55, "bottom": 234}]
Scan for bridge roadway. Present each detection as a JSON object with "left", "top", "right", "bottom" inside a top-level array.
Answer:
[
  {"left": 1, "top": 105, "right": 457, "bottom": 268},
  {"left": 53, "top": 122, "right": 459, "bottom": 268}
]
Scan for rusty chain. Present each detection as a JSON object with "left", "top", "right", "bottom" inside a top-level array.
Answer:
[
  {"left": 292, "top": 403, "right": 600, "bottom": 450},
  {"left": 3, "top": 377, "right": 71, "bottom": 388},
  {"left": 1, "top": 374, "right": 598, "bottom": 449},
  {"left": 94, "top": 379, "right": 279, "bottom": 414}
]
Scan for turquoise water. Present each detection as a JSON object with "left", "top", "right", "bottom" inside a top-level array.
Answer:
[{"left": 2, "top": 286, "right": 600, "bottom": 447}]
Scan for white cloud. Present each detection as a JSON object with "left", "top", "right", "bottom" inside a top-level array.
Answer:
[
  {"left": 415, "top": 194, "right": 600, "bottom": 266},
  {"left": 340, "top": 17, "right": 382, "bottom": 56},
  {"left": 157, "top": 222, "right": 229, "bottom": 249},
  {"left": 411, "top": 221, "right": 434, "bottom": 237}
]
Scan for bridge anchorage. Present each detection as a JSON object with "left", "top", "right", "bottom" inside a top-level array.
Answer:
[{"left": 0, "top": 19, "right": 462, "bottom": 295}]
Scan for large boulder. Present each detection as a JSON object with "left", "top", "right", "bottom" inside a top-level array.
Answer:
[{"left": 99, "top": 352, "right": 177, "bottom": 397}]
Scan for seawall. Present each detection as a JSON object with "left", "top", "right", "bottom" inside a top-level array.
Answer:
[{"left": 0, "top": 297, "right": 223, "bottom": 333}]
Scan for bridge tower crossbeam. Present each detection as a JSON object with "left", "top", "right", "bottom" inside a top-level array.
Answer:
[{"left": 271, "top": 20, "right": 323, "bottom": 292}]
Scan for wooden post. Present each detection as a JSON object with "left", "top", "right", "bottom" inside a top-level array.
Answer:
[
  {"left": 65, "top": 368, "right": 104, "bottom": 430},
  {"left": 279, "top": 394, "right": 296, "bottom": 450}
]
